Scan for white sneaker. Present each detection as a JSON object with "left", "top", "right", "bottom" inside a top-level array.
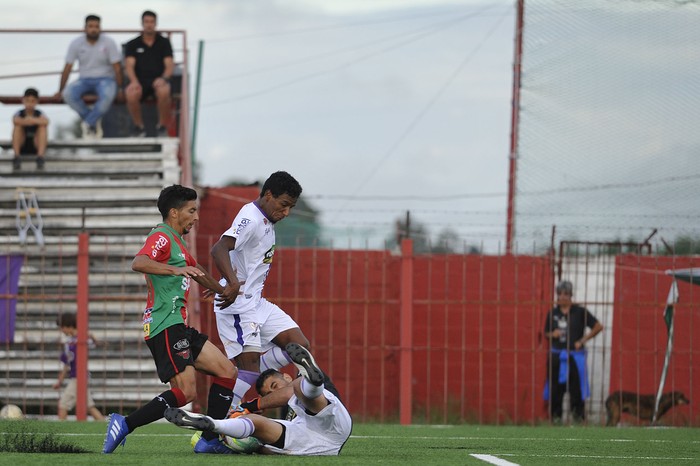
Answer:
[{"left": 95, "top": 119, "right": 104, "bottom": 138}]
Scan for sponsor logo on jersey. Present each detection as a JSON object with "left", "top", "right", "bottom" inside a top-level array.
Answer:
[
  {"left": 173, "top": 338, "right": 190, "bottom": 351},
  {"left": 249, "top": 322, "right": 260, "bottom": 338},
  {"left": 235, "top": 218, "right": 251, "bottom": 235},
  {"left": 142, "top": 308, "right": 153, "bottom": 324},
  {"left": 151, "top": 234, "right": 169, "bottom": 258},
  {"left": 263, "top": 245, "right": 275, "bottom": 264}
]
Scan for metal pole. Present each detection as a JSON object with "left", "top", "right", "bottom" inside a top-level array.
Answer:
[
  {"left": 399, "top": 238, "right": 414, "bottom": 425},
  {"left": 76, "top": 232, "right": 90, "bottom": 421},
  {"left": 191, "top": 40, "right": 204, "bottom": 169},
  {"left": 506, "top": 0, "right": 525, "bottom": 254}
]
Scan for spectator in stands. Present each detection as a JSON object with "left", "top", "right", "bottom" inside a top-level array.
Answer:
[
  {"left": 543, "top": 280, "right": 604, "bottom": 424},
  {"left": 103, "top": 185, "right": 238, "bottom": 454},
  {"left": 56, "top": 14, "right": 123, "bottom": 139},
  {"left": 124, "top": 10, "right": 174, "bottom": 138},
  {"left": 11, "top": 87, "right": 48, "bottom": 171},
  {"left": 53, "top": 312, "right": 105, "bottom": 421}
]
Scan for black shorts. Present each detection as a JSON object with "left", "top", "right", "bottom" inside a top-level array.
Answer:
[
  {"left": 138, "top": 78, "right": 157, "bottom": 101},
  {"left": 19, "top": 135, "right": 37, "bottom": 155},
  {"left": 146, "top": 324, "right": 208, "bottom": 383}
]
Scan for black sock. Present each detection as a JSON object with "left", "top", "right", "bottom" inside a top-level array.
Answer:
[
  {"left": 323, "top": 373, "right": 342, "bottom": 401},
  {"left": 201, "top": 382, "right": 233, "bottom": 441},
  {"left": 125, "top": 390, "right": 179, "bottom": 432}
]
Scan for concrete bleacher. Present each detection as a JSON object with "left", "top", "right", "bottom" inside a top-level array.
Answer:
[{"left": 0, "top": 137, "right": 181, "bottom": 414}]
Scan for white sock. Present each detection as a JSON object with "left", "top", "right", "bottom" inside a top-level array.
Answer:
[
  {"left": 231, "top": 378, "right": 252, "bottom": 406},
  {"left": 260, "top": 347, "right": 292, "bottom": 371},
  {"left": 300, "top": 377, "right": 324, "bottom": 399},
  {"left": 213, "top": 417, "right": 255, "bottom": 438}
]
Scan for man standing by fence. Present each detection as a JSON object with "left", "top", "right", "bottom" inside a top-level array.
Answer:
[{"left": 543, "top": 280, "right": 604, "bottom": 423}]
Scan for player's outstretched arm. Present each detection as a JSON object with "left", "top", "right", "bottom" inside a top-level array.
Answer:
[
  {"left": 132, "top": 254, "right": 203, "bottom": 277},
  {"left": 192, "top": 264, "right": 226, "bottom": 295}
]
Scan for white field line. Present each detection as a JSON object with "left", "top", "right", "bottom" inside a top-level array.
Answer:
[
  {"left": 498, "top": 453, "right": 697, "bottom": 461},
  {"left": 471, "top": 453, "right": 520, "bottom": 465}
]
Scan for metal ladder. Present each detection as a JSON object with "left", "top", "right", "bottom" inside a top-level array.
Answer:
[{"left": 15, "top": 188, "right": 44, "bottom": 247}]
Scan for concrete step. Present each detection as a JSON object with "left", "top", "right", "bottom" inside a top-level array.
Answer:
[
  {"left": 2, "top": 358, "right": 157, "bottom": 373},
  {"left": 17, "top": 271, "right": 145, "bottom": 287},
  {"left": 0, "top": 214, "right": 160, "bottom": 232},
  {"left": 6, "top": 151, "right": 176, "bottom": 162},
  {"left": 13, "top": 300, "right": 147, "bottom": 316},
  {"left": 0, "top": 348, "right": 151, "bottom": 361},
  {"left": 3, "top": 379, "right": 163, "bottom": 390},
  {"left": 0, "top": 137, "right": 178, "bottom": 152},
  {"left": 0, "top": 235, "right": 148, "bottom": 256},
  {"left": 10, "top": 329, "right": 144, "bottom": 345}
]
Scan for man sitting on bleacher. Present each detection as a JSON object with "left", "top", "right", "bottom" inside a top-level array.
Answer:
[{"left": 55, "top": 14, "right": 123, "bottom": 139}]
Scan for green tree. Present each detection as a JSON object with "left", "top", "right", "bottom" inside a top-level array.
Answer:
[{"left": 670, "top": 236, "right": 700, "bottom": 255}]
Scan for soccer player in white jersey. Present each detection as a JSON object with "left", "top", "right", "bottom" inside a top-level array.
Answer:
[
  {"left": 210, "top": 171, "right": 313, "bottom": 407},
  {"left": 165, "top": 343, "right": 352, "bottom": 456}
]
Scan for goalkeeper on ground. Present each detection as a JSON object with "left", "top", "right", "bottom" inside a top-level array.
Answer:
[{"left": 166, "top": 343, "right": 352, "bottom": 456}]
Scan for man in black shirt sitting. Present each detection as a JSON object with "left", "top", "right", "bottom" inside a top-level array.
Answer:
[{"left": 124, "top": 10, "right": 173, "bottom": 137}]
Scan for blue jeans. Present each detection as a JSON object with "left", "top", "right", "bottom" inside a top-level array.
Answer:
[{"left": 63, "top": 77, "right": 117, "bottom": 128}]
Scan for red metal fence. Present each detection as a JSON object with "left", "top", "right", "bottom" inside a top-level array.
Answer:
[
  {"left": 3, "top": 235, "right": 698, "bottom": 425},
  {"left": 190, "top": 238, "right": 698, "bottom": 426}
]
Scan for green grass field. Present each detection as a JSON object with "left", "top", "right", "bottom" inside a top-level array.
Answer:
[{"left": 1, "top": 420, "right": 699, "bottom": 465}]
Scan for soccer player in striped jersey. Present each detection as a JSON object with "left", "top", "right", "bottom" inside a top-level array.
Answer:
[{"left": 103, "top": 185, "right": 238, "bottom": 454}]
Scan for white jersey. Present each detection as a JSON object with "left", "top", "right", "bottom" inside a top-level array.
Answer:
[
  {"left": 265, "top": 390, "right": 352, "bottom": 456},
  {"left": 214, "top": 201, "right": 275, "bottom": 315}
]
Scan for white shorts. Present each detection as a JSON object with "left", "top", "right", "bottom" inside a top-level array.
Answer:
[
  {"left": 265, "top": 390, "right": 352, "bottom": 456},
  {"left": 59, "top": 378, "right": 96, "bottom": 411},
  {"left": 215, "top": 298, "right": 298, "bottom": 359}
]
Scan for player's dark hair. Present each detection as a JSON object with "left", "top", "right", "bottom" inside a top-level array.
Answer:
[
  {"left": 260, "top": 171, "right": 302, "bottom": 199},
  {"left": 24, "top": 88, "right": 39, "bottom": 98},
  {"left": 256, "top": 369, "right": 283, "bottom": 395},
  {"left": 142, "top": 10, "right": 157, "bottom": 21},
  {"left": 57, "top": 312, "right": 77, "bottom": 328},
  {"left": 85, "top": 14, "right": 100, "bottom": 24},
  {"left": 157, "top": 185, "right": 197, "bottom": 220}
]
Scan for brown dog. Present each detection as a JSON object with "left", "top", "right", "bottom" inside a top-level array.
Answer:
[{"left": 605, "top": 390, "right": 689, "bottom": 426}]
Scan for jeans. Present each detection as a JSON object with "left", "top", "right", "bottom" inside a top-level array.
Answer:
[{"left": 63, "top": 77, "right": 117, "bottom": 128}]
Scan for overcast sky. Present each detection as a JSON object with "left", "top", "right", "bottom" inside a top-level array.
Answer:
[{"left": 0, "top": 0, "right": 516, "bottom": 251}]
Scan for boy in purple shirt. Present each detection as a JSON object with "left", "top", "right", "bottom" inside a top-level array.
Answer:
[{"left": 53, "top": 312, "right": 105, "bottom": 420}]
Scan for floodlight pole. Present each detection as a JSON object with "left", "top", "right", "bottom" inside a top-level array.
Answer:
[{"left": 506, "top": 0, "right": 525, "bottom": 254}]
